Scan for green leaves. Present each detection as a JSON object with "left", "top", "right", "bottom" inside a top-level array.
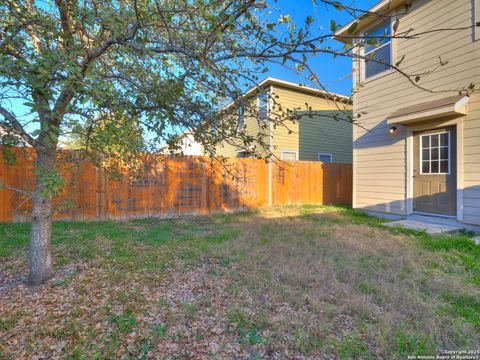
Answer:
[
  {"left": 347, "top": 21, "right": 358, "bottom": 35},
  {"left": 35, "top": 165, "right": 65, "bottom": 197},
  {"left": 330, "top": 19, "right": 337, "bottom": 32},
  {"left": 0, "top": 0, "right": 355, "bottom": 168},
  {"left": 332, "top": 1, "right": 345, "bottom": 10}
]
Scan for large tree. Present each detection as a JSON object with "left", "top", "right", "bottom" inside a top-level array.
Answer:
[
  {"left": 1, "top": 0, "right": 476, "bottom": 285},
  {"left": 0, "top": 0, "right": 333, "bottom": 285}
]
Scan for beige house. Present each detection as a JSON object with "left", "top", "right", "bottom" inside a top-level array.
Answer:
[
  {"left": 215, "top": 77, "right": 352, "bottom": 163},
  {"left": 335, "top": 0, "right": 480, "bottom": 226},
  {"left": 159, "top": 131, "right": 204, "bottom": 156}
]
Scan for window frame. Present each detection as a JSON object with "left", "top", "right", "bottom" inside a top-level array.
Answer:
[
  {"left": 182, "top": 136, "right": 191, "bottom": 150},
  {"left": 317, "top": 152, "right": 333, "bottom": 163},
  {"left": 257, "top": 91, "right": 269, "bottom": 124},
  {"left": 237, "top": 105, "right": 245, "bottom": 130},
  {"left": 419, "top": 131, "right": 451, "bottom": 175},
  {"left": 280, "top": 150, "right": 298, "bottom": 161},
  {"left": 361, "top": 18, "right": 394, "bottom": 82}
]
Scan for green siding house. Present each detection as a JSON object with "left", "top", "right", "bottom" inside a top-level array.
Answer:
[{"left": 215, "top": 77, "right": 353, "bottom": 163}]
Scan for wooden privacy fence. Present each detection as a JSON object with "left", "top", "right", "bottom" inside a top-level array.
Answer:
[{"left": 0, "top": 149, "right": 352, "bottom": 222}]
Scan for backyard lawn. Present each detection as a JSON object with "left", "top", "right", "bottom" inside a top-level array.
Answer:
[{"left": 0, "top": 205, "right": 479, "bottom": 359}]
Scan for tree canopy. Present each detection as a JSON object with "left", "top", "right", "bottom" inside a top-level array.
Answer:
[{"left": 0, "top": 0, "right": 335, "bottom": 158}]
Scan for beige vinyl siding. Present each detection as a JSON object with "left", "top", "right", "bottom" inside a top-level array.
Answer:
[
  {"left": 352, "top": 0, "right": 480, "bottom": 224},
  {"left": 271, "top": 86, "right": 352, "bottom": 163}
]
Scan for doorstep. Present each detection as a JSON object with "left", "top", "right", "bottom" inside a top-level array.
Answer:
[
  {"left": 383, "top": 219, "right": 462, "bottom": 234},
  {"left": 383, "top": 214, "right": 464, "bottom": 235}
]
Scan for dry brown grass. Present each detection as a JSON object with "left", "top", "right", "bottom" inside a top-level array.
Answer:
[
  {"left": 209, "top": 207, "right": 480, "bottom": 358},
  {"left": 0, "top": 205, "right": 479, "bottom": 359}
]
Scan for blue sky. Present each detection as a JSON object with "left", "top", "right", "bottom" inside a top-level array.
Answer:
[{"left": 265, "top": 0, "right": 379, "bottom": 96}]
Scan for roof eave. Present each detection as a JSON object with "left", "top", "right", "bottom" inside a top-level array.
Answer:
[
  {"left": 334, "top": 0, "right": 407, "bottom": 43},
  {"left": 241, "top": 77, "right": 350, "bottom": 103},
  {"left": 388, "top": 96, "right": 470, "bottom": 125}
]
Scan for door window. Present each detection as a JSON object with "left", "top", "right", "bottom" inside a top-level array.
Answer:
[{"left": 420, "top": 132, "right": 450, "bottom": 174}]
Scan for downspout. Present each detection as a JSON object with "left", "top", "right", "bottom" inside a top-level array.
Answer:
[
  {"left": 268, "top": 86, "right": 273, "bottom": 207},
  {"left": 352, "top": 42, "right": 359, "bottom": 211}
]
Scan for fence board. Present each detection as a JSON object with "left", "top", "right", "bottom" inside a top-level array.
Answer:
[{"left": 0, "top": 149, "right": 352, "bottom": 222}]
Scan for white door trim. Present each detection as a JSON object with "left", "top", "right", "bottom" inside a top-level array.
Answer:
[
  {"left": 406, "top": 129, "right": 414, "bottom": 215},
  {"left": 456, "top": 118, "right": 464, "bottom": 221},
  {"left": 406, "top": 122, "right": 463, "bottom": 221}
]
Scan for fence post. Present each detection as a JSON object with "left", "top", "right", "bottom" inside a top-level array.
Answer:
[{"left": 268, "top": 159, "right": 272, "bottom": 206}]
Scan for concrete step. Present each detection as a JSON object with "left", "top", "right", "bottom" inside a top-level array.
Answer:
[{"left": 383, "top": 219, "right": 462, "bottom": 235}]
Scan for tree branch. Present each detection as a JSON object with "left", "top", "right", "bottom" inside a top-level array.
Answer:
[
  {"left": 0, "top": 106, "right": 36, "bottom": 145},
  {"left": 0, "top": 182, "right": 31, "bottom": 197}
]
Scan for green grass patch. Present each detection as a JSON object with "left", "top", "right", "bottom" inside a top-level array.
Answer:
[
  {"left": 134, "top": 222, "right": 172, "bottom": 244},
  {"left": 0, "top": 222, "right": 30, "bottom": 257},
  {"left": 358, "top": 282, "right": 381, "bottom": 297},
  {"left": 395, "top": 329, "right": 437, "bottom": 356},
  {"left": 151, "top": 323, "right": 168, "bottom": 340},
  {"left": 439, "top": 293, "right": 480, "bottom": 327},
  {"left": 332, "top": 334, "right": 373, "bottom": 360},
  {"left": 227, "top": 308, "right": 266, "bottom": 345},
  {"left": 200, "top": 229, "right": 241, "bottom": 244},
  {"left": 0, "top": 318, "right": 16, "bottom": 331},
  {"left": 107, "top": 309, "right": 137, "bottom": 334}
]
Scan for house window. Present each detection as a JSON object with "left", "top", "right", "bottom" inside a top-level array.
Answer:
[
  {"left": 420, "top": 132, "right": 450, "bottom": 175},
  {"left": 238, "top": 106, "right": 245, "bottom": 130},
  {"left": 257, "top": 92, "right": 268, "bottom": 123},
  {"left": 363, "top": 20, "right": 392, "bottom": 79},
  {"left": 183, "top": 136, "right": 191, "bottom": 150},
  {"left": 317, "top": 153, "right": 333, "bottom": 163},
  {"left": 281, "top": 150, "right": 297, "bottom": 161}
]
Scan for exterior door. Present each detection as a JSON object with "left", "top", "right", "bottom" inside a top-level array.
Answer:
[{"left": 413, "top": 127, "right": 456, "bottom": 216}]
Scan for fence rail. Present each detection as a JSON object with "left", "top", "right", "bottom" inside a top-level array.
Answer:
[{"left": 0, "top": 149, "right": 352, "bottom": 222}]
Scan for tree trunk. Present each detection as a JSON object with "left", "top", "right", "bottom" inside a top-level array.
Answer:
[{"left": 28, "top": 148, "right": 56, "bottom": 285}]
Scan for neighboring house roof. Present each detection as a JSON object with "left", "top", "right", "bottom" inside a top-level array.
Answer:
[
  {"left": 159, "top": 131, "right": 198, "bottom": 153},
  {"left": 170, "top": 131, "right": 194, "bottom": 144},
  {"left": 165, "top": 77, "right": 350, "bottom": 148},
  {"left": 334, "top": 0, "right": 407, "bottom": 42},
  {"left": 231, "top": 77, "right": 350, "bottom": 106}
]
